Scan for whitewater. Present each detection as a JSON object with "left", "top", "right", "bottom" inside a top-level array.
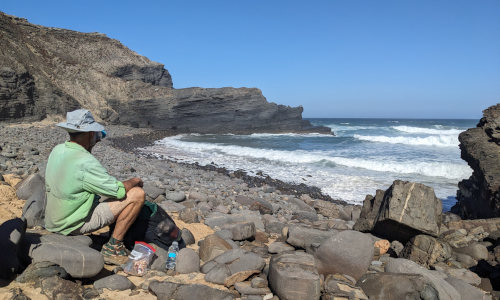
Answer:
[{"left": 141, "top": 118, "right": 476, "bottom": 211}]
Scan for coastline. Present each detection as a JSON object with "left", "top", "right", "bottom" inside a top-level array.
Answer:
[{"left": 108, "top": 127, "right": 348, "bottom": 206}]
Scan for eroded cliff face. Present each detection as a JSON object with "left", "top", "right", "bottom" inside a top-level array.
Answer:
[
  {"left": 451, "top": 103, "right": 500, "bottom": 218},
  {"left": 0, "top": 12, "right": 328, "bottom": 134}
]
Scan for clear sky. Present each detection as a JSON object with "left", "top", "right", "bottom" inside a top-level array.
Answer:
[{"left": 1, "top": 1, "right": 499, "bottom": 118}]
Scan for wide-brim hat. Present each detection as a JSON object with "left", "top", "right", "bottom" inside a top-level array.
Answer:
[{"left": 57, "top": 109, "right": 105, "bottom": 133}]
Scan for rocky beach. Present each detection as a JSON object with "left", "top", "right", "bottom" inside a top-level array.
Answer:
[{"left": 0, "top": 110, "right": 499, "bottom": 299}]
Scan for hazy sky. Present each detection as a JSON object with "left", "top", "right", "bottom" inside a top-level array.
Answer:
[{"left": 2, "top": 1, "right": 499, "bottom": 118}]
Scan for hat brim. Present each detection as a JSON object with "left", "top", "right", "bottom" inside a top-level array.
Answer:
[{"left": 57, "top": 122, "right": 105, "bottom": 133}]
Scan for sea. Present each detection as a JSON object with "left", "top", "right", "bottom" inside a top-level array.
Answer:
[{"left": 141, "top": 118, "right": 477, "bottom": 211}]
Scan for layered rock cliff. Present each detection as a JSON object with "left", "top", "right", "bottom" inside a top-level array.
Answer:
[
  {"left": 451, "top": 103, "right": 500, "bottom": 218},
  {"left": 0, "top": 12, "right": 329, "bottom": 134}
]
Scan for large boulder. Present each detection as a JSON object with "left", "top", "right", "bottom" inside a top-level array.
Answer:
[
  {"left": 16, "top": 173, "right": 47, "bottom": 228},
  {"left": 175, "top": 248, "right": 200, "bottom": 274},
  {"left": 354, "top": 180, "right": 442, "bottom": 243},
  {"left": 268, "top": 252, "right": 321, "bottom": 300},
  {"left": 452, "top": 104, "right": 500, "bottom": 218},
  {"left": 26, "top": 233, "right": 104, "bottom": 278},
  {"left": 357, "top": 273, "right": 439, "bottom": 300},
  {"left": 203, "top": 249, "right": 265, "bottom": 287},
  {"left": 385, "top": 258, "right": 461, "bottom": 300},
  {"left": 314, "top": 230, "right": 374, "bottom": 280},
  {"left": 204, "top": 211, "right": 265, "bottom": 231}
]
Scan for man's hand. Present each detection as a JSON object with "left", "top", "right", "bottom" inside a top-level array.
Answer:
[{"left": 122, "top": 177, "right": 143, "bottom": 192}]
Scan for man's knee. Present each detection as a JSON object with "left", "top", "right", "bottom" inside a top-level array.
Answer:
[{"left": 127, "top": 187, "right": 145, "bottom": 204}]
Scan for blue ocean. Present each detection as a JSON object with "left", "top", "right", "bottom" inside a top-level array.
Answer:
[{"left": 142, "top": 118, "right": 477, "bottom": 211}]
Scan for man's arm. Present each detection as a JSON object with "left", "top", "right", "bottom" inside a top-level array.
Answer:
[{"left": 121, "top": 177, "right": 144, "bottom": 193}]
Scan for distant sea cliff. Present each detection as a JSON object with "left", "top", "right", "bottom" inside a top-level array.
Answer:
[{"left": 0, "top": 12, "right": 330, "bottom": 134}]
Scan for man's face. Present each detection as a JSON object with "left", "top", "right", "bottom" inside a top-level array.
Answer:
[{"left": 88, "top": 131, "right": 101, "bottom": 152}]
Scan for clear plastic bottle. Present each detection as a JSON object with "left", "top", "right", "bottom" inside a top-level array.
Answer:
[{"left": 166, "top": 241, "right": 179, "bottom": 270}]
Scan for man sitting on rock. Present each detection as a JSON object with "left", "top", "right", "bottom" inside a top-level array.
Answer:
[{"left": 44, "top": 109, "right": 145, "bottom": 265}]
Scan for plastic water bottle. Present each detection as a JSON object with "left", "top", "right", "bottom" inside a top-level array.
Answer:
[{"left": 166, "top": 241, "right": 179, "bottom": 270}]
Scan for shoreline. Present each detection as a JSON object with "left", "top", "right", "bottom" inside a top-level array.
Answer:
[{"left": 108, "top": 129, "right": 348, "bottom": 206}]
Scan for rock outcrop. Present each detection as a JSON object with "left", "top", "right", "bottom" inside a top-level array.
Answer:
[
  {"left": 0, "top": 12, "right": 329, "bottom": 134},
  {"left": 353, "top": 180, "right": 442, "bottom": 243},
  {"left": 452, "top": 103, "right": 500, "bottom": 218}
]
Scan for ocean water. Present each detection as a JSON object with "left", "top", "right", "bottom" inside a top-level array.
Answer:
[{"left": 141, "top": 118, "right": 477, "bottom": 211}]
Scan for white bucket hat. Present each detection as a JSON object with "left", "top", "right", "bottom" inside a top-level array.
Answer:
[{"left": 57, "top": 109, "right": 105, "bottom": 133}]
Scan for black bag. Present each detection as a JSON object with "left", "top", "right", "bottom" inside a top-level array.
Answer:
[{"left": 113, "top": 201, "right": 184, "bottom": 250}]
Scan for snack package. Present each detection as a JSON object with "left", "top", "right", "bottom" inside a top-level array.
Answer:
[{"left": 123, "top": 241, "right": 156, "bottom": 276}]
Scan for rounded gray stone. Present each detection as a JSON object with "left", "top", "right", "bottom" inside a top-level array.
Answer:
[
  {"left": 176, "top": 248, "right": 200, "bottom": 274},
  {"left": 94, "top": 274, "right": 134, "bottom": 291},
  {"left": 166, "top": 191, "right": 186, "bottom": 202}
]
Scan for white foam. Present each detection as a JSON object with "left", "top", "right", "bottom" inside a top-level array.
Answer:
[
  {"left": 392, "top": 126, "right": 463, "bottom": 135},
  {"left": 151, "top": 136, "right": 471, "bottom": 180},
  {"left": 353, "top": 134, "right": 459, "bottom": 147},
  {"left": 249, "top": 132, "right": 334, "bottom": 138}
]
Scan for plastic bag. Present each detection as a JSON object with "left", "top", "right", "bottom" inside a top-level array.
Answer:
[{"left": 123, "top": 241, "right": 156, "bottom": 276}]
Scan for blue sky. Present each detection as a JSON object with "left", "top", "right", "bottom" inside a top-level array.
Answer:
[{"left": 1, "top": 1, "right": 499, "bottom": 118}]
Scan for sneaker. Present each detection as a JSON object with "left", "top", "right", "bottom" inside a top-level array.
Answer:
[{"left": 101, "top": 240, "right": 130, "bottom": 266}]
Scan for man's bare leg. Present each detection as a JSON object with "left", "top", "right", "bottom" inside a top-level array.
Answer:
[
  {"left": 101, "top": 187, "right": 145, "bottom": 264},
  {"left": 111, "top": 187, "right": 145, "bottom": 240}
]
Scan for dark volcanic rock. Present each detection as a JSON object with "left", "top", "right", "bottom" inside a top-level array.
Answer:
[
  {"left": 452, "top": 103, "right": 500, "bottom": 218},
  {"left": 354, "top": 180, "right": 442, "bottom": 243},
  {"left": 0, "top": 12, "right": 330, "bottom": 135}
]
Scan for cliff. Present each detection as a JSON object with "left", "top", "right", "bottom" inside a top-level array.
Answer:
[
  {"left": 451, "top": 103, "right": 500, "bottom": 218},
  {"left": 0, "top": 12, "right": 329, "bottom": 134}
]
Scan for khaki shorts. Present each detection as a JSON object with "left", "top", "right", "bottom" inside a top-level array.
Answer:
[{"left": 71, "top": 197, "right": 116, "bottom": 235}]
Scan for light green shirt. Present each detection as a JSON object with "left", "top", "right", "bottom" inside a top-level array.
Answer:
[{"left": 44, "top": 141, "right": 126, "bottom": 235}]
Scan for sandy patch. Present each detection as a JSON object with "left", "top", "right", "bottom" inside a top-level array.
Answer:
[
  {"left": 171, "top": 214, "right": 214, "bottom": 251},
  {"left": 0, "top": 184, "right": 24, "bottom": 224},
  {"left": 2, "top": 174, "right": 23, "bottom": 188}
]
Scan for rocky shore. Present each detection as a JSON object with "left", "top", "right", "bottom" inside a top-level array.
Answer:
[{"left": 1, "top": 120, "right": 499, "bottom": 300}]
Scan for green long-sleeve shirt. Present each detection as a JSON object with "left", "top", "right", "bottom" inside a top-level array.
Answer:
[{"left": 44, "top": 141, "right": 126, "bottom": 235}]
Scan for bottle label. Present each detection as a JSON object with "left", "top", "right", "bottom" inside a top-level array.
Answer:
[{"left": 168, "top": 253, "right": 177, "bottom": 258}]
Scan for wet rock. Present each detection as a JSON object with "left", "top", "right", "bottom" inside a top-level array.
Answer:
[
  {"left": 315, "top": 230, "right": 374, "bottom": 280},
  {"left": 199, "top": 234, "right": 233, "bottom": 262},
  {"left": 176, "top": 248, "right": 200, "bottom": 274},
  {"left": 94, "top": 274, "right": 134, "bottom": 291},
  {"left": 354, "top": 180, "right": 442, "bottom": 243},
  {"left": 401, "top": 234, "right": 452, "bottom": 267},
  {"left": 357, "top": 273, "right": 438, "bottom": 300},
  {"left": 268, "top": 252, "right": 321, "bottom": 300}
]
